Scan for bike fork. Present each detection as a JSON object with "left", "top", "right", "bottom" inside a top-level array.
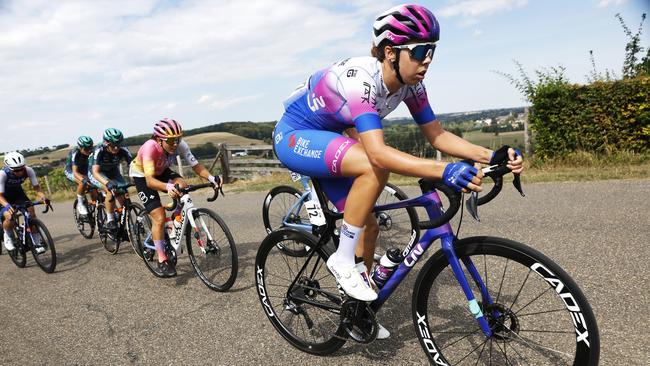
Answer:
[{"left": 440, "top": 235, "right": 494, "bottom": 337}]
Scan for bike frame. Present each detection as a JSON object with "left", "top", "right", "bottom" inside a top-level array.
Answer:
[
  {"left": 141, "top": 194, "right": 215, "bottom": 255},
  {"left": 10, "top": 202, "right": 43, "bottom": 251},
  {"left": 307, "top": 184, "right": 497, "bottom": 338},
  {"left": 280, "top": 173, "right": 316, "bottom": 232}
]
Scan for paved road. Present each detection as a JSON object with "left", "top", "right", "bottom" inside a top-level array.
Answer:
[{"left": 0, "top": 179, "right": 648, "bottom": 365}]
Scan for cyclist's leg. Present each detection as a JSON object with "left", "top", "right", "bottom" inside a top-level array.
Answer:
[
  {"left": 133, "top": 176, "right": 167, "bottom": 262},
  {"left": 317, "top": 177, "right": 381, "bottom": 272}
]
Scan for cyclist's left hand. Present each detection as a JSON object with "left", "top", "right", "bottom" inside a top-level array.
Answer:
[
  {"left": 208, "top": 175, "right": 222, "bottom": 189},
  {"left": 37, "top": 192, "right": 48, "bottom": 203},
  {"left": 507, "top": 148, "right": 524, "bottom": 174}
]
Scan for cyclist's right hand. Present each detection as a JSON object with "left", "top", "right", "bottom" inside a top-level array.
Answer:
[
  {"left": 1, "top": 204, "right": 14, "bottom": 217},
  {"left": 105, "top": 180, "right": 116, "bottom": 191},
  {"left": 166, "top": 182, "right": 181, "bottom": 199},
  {"left": 442, "top": 162, "right": 483, "bottom": 193},
  {"left": 82, "top": 177, "right": 90, "bottom": 187}
]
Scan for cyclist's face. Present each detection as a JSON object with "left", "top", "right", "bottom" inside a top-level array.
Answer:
[
  {"left": 394, "top": 42, "right": 433, "bottom": 86},
  {"left": 160, "top": 137, "right": 180, "bottom": 153},
  {"left": 11, "top": 167, "right": 26, "bottom": 175},
  {"left": 105, "top": 142, "right": 120, "bottom": 154},
  {"left": 80, "top": 146, "right": 93, "bottom": 156}
]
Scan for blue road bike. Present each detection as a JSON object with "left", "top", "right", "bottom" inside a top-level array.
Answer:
[
  {"left": 4, "top": 200, "right": 57, "bottom": 273},
  {"left": 255, "top": 161, "right": 599, "bottom": 365}
]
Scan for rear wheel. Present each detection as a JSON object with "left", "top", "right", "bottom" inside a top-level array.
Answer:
[
  {"left": 373, "top": 182, "right": 419, "bottom": 260},
  {"left": 29, "top": 218, "right": 57, "bottom": 273},
  {"left": 126, "top": 203, "right": 145, "bottom": 257},
  {"left": 186, "top": 208, "right": 238, "bottom": 291},
  {"left": 255, "top": 229, "right": 346, "bottom": 355},
  {"left": 135, "top": 212, "right": 175, "bottom": 278},
  {"left": 412, "top": 236, "right": 600, "bottom": 365}
]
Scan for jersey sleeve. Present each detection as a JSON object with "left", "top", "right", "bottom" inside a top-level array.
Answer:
[
  {"left": 26, "top": 167, "right": 39, "bottom": 186},
  {"left": 336, "top": 68, "right": 382, "bottom": 133},
  {"left": 404, "top": 82, "right": 436, "bottom": 125},
  {"left": 0, "top": 171, "right": 6, "bottom": 194},
  {"left": 177, "top": 141, "right": 199, "bottom": 167},
  {"left": 91, "top": 148, "right": 101, "bottom": 167},
  {"left": 121, "top": 147, "right": 134, "bottom": 164}
]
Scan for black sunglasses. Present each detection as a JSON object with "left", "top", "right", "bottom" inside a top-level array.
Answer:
[{"left": 393, "top": 42, "right": 436, "bottom": 62}]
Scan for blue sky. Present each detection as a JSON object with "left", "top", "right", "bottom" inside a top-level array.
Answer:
[{"left": 1, "top": 0, "right": 648, "bottom": 152}]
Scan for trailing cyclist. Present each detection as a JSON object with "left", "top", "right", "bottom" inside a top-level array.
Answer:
[
  {"left": 129, "top": 118, "right": 222, "bottom": 277},
  {"left": 65, "top": 135, "right": 96, "bottom": 218},
  {"left": 89, "top": 128, "right": 133, "bottom": 233},
  {"left": 272, "top": 4, "right": 524, "bottom": 338},
  {"left": 0, "top": 152, "right": 49, "bottom": 254}
]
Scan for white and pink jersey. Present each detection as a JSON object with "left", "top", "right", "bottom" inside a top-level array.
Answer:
[
  {"left": 129, "top": 139, "right": 199, "bottom": 178},
  {"left": 281, "top": 56, "right": 435, "bottom": 133}
]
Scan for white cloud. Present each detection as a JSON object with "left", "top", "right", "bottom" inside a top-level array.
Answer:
[
  {"left": 163, "top": 103, "right": 176, "bottom": 110},
  {"left": 597, "top": 0, "right": 625, "bottom": 7},
  {"left": 0, "top": 0, "right": 383, "bottom": 150},
  {"left": 210, "top": 94, "right": 264, "bottom": 110},
  {"left": 438, "top": 0, "right": 528, "bottom": 19},
  {"left": 473, "top": 29, "right": 484, "bottom": 36}
]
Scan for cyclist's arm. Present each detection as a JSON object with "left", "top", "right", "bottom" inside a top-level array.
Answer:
[
  {"left": 358, "top": 127, "right": 447, "bottom": 179},
  {"left": 92, "top": 164, "right": 111, "bottom": 187},
  {"left": 26, "top": 168, "right": 46, "bottom": 201},
  {"left": 0, "top": 171, "right": 8, "bottom": 207},
  {"left": 144, "top": 174, "right": 172, "bottom": 192},
  {"left": 419, "top": 120, "right": 492, "bottom": 164},
  {"left": 72, "top": 165, "right": 85, "bottom": 182}
]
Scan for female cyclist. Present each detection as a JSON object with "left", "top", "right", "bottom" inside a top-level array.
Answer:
[
  {"left": 129, "top": 118, "right": 221, "bottom": 277},
  {"left": 273, "top": 3, "right": 523, "bottom": 312}
]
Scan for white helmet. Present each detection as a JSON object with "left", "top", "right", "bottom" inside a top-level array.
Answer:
[{"left": 4, "top": 151, "right": 26, "bottom": 169}]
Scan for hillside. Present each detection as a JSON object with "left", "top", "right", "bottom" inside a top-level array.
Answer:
[{"left": 23, "top": 131, "right": 265, "bottom": 166}]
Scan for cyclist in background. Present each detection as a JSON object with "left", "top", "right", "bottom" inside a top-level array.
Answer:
[
  {"left": 272, "top": 4, "right": 523, "bottom": 337},
  {"left": 89, "top": 128, "right": 133, "bottom": 232},
  {"left": 64, "top": 135, "right": 96, "bottom": 218},
  {"left": 129, "top": 118, "right": 221, "bottom": 277},
  {"left": 0, "top": 152, "right": 49, "bottom": 253}
]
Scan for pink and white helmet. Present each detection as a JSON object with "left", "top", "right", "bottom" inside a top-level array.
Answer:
[
  {"left": 372, "top": 4, "right": 440, "bottom": 46},
  {"left": 153, "top": 118, "right": 183, "bottom": 139}
]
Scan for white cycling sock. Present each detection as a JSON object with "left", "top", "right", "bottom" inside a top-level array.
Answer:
[
  {"left": 106, "top": 212, "right": 114, "bottom": 222},
  {"left": 77, "top": 194, "right": 84, "bottom": 200},
  {"left": 333, "top": 220, "right": 363, "bottom": 267}
]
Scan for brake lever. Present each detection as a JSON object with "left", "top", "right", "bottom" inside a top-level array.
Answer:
[
  {"left": 466, "top": 192, "right": 480, "bottom": 222},
  {"left": 513, "top": 174, "right": 525, "bottom": 197}
]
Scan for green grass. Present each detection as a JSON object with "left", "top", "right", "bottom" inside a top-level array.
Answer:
[{"left": 462, "top": 130, "right": 525, "bottom": 150}]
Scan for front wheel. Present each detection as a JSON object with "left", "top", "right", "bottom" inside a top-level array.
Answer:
[
  {"left": 126, "top": 202, "right": 145, "bottom": 258},
  {"left": 255, "top": 229, "right": 346, "bottom": 355},
  {"left": 28, "top": 218, "right": 57, "bottom": 273},
  {"left": 412, "top": 236, "right": 599, "bottom": 365},
  {"left": 73, "top": 198, "right": 95, "bottom": 239},
  {"left": 186, "top": 208, "right": 238, "bottom": 291}
]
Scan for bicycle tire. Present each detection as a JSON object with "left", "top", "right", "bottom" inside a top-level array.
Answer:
[
  {"left": 8, "top": 228, "right": 26, "bottom": 268},
  {"left": 134, "top": 212, "right": 172, "bottom": 278},
  {"left": 126, "top": 202, "right": 145, "bottom": 258},
  {"left": 29, "top": 218, "right": 57, "bottom": 273},
  {"left": 255, "top": 228, "right": 347, "bottom": 355},
  {"left": 73, "top": 198, "right": 95, "bottom": 239},
  {"left": 262, "top": 185, "right": 305, "bottom": 234},
  {"left": 374, "top": 182, "right": 419, "bottom": 258},
  {"left": 412, "top": 236, "right": 600, "bottom": 365},
  {"left": 96, "top": 204, "right": 109, "bottom": 249},
  {"left": 186, "top": 208, "right": 238, "bottom": 291}
]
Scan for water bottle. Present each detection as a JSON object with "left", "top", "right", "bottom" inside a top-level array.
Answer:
[{"left": 371, "top": 248, "right": 404, "bottom": 289}]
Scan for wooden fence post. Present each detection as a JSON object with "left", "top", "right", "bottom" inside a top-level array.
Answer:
[
  {"left": 220, "top": 143, "right": 231, "bottom": 183},
  {"left": 44, "top": 175, "right": 52, "bottom": 195},
  {"left": 524, "top": 107, "right": 531, "bottom": 155}
]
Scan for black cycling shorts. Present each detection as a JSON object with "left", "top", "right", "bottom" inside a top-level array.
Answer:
[{"left": 133, "top": 168, "right": 182, "bottom": 213}]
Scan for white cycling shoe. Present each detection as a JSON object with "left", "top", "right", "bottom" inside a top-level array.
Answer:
[
  {"left": 377, "top": 323, "right": 390, "bottom": 340},
  {"left": 77, "top": 203, "right": 88, "bottom": 216},
  {"left": 327, "top": 254, "right": 378, "bottom": 302},
  {"left": 3, "top": 233, "right": 16, "bottom": 251},
  {"left": 32, "top": 233, "right": 45, "bottom": 254}
]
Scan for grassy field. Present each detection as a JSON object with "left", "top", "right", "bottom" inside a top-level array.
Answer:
[
  {"left": 22, "top": 132, "right": 265, "bottom": 165},
  {"left": 462, "top": 130, "right": 525, "bottom": 150}
]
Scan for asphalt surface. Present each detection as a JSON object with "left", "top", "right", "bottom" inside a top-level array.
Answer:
[{"left": 0, "top": 179, "right": 648, "bottom": 365}]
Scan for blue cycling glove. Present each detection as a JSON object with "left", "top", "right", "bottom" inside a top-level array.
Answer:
[
  {"left": 106, "top": 181, "right": 116, "bottom": 191},
  {"left": 442, "top": 162, "right": 478, "bottom": 192}
]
